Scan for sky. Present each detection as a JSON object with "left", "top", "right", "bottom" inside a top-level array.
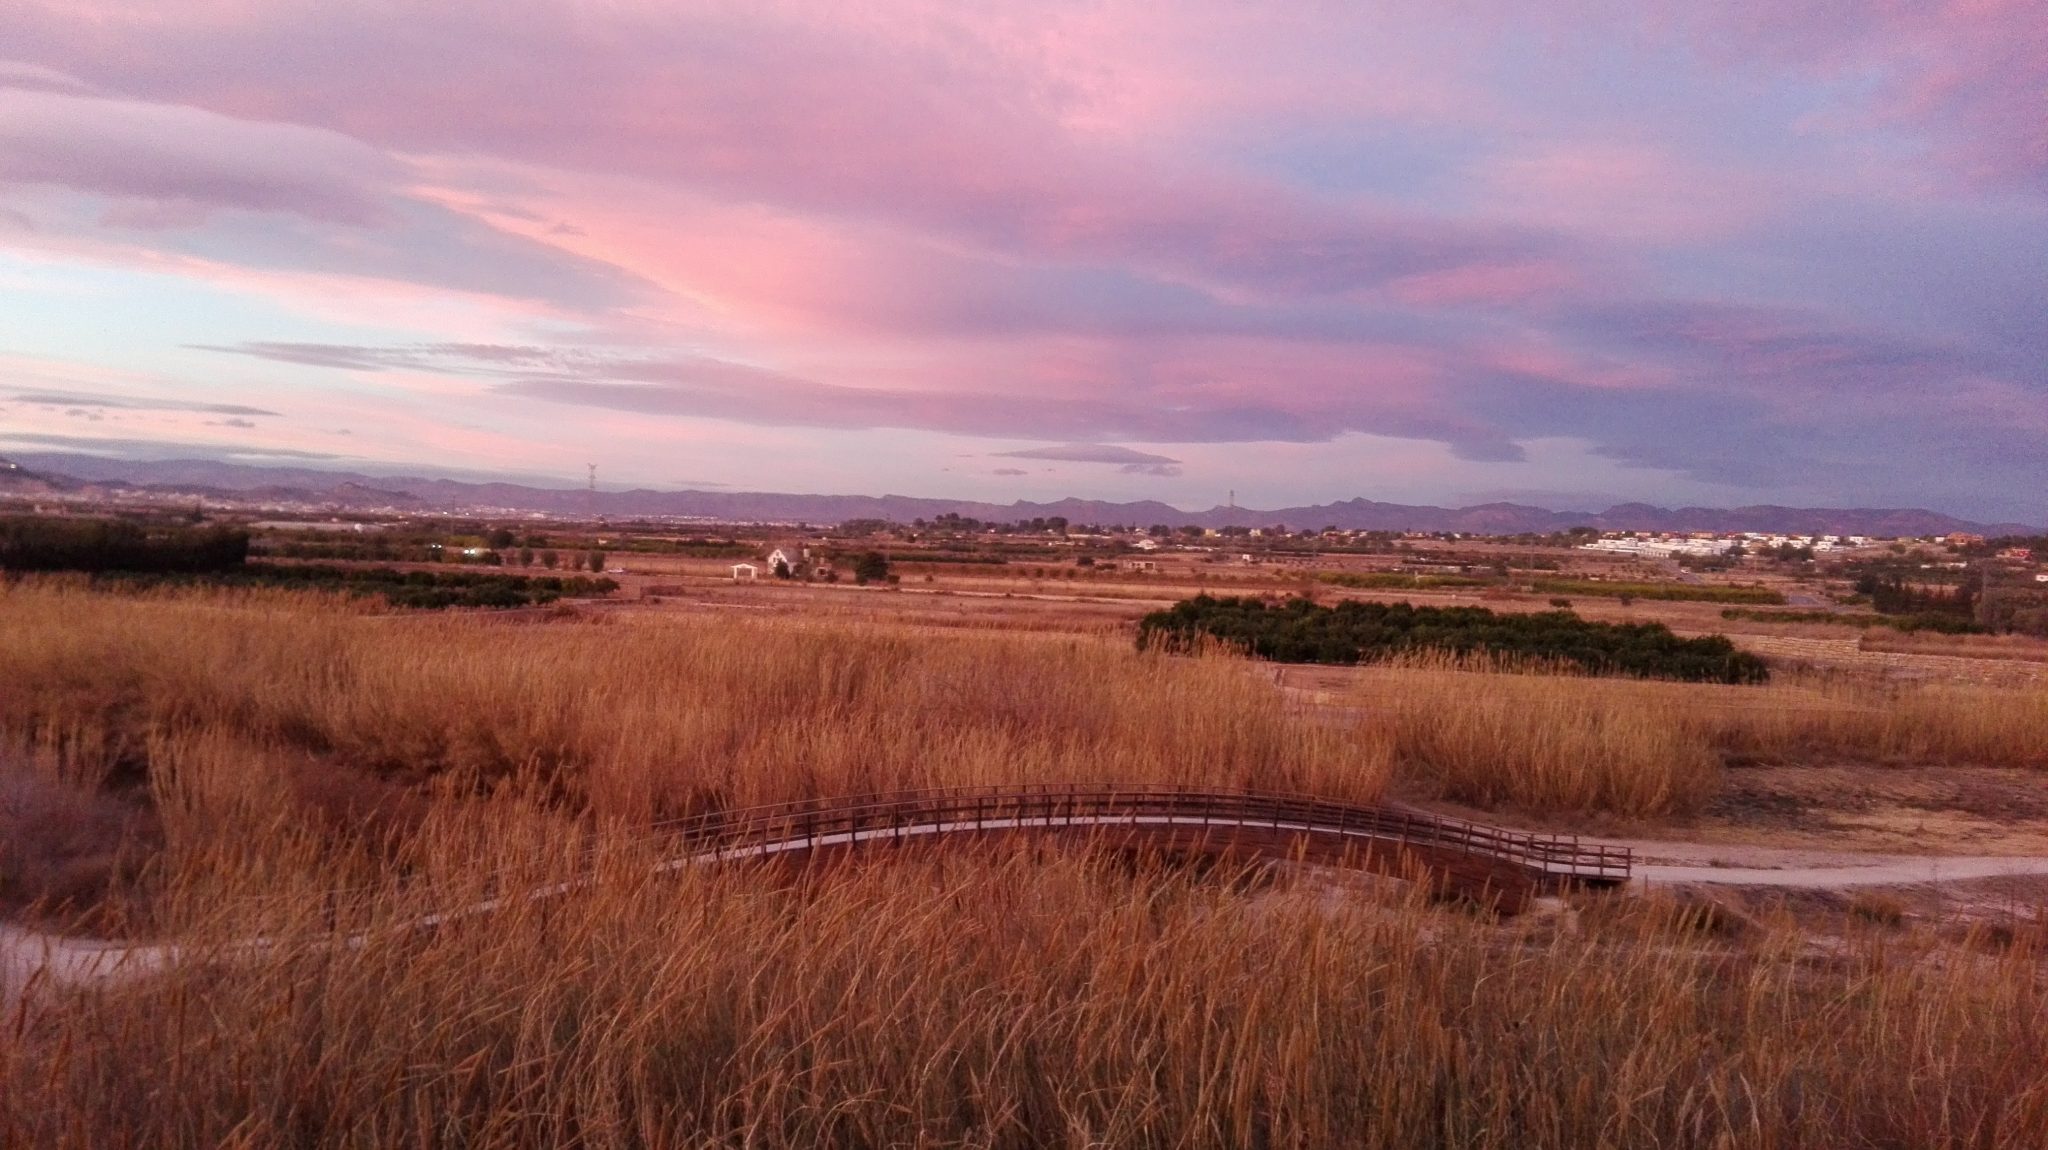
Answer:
[{"left": 0, "top": 2, "right": 2043, "bottom": 521}]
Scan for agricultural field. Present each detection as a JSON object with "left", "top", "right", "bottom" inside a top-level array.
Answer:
[{"left": 5, "top": 519, "right": 2048, "bottom": 1148}]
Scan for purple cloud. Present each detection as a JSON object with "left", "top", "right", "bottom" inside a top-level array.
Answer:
[
  {"left": 996, "top": 444, "right": 1185, "bottom": 477},
  {"left": 0, "top": 88, "right": 398, "bottom": 225},
  {"left": 0, "top": 2, "right": 2043, "bottom": 520},
  {"left": 10, "top": 389, "right": 281, "bottom": 417}
]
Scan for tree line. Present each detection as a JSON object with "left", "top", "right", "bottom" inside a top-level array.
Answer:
[{"left": 0, "top": 516, "right": 249, "bottom": 574}]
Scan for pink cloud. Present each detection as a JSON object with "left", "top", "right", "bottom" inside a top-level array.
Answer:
[
  {"left": 1389, "top": 260, "right": 1586, "bottom": 308},
  {"left": 0, "top": 86, "right": 398, "bottom": 224},
  {"left": 1641, "top": 0, "right": 2048, "bottom": 192},
  {"left": 0, "top": 3, "right": 1565, "bottom": 305},
  {"left": 0, "top": 1, "right": 2042, "bottom": 519},
  {"left": 1477, "top": 142, "right": 1777, "bottom": 243}
]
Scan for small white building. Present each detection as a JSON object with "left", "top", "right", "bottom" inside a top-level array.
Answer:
[{"left": 731, "top": 562, "right": 759, "bottom": 582}]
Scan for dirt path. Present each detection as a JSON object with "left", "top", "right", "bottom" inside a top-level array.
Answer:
[
  {"left": 1, "top": 924, "right": 173, "bottom": 1013},
  {"left": 1613, "top": 840, "right": 2048, "bottom": 888}
]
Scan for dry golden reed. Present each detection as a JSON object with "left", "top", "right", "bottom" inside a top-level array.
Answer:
[
  {"left": 7, "top": 584, "right": 2048, "bottom": 1147},
  {"left": 7, "top": 844, "right": 2048, "bottom": 1149},
  {"left": 1351, "top": 653, "right": 2048, "bottom": 816},
  {"left": 0, "top": 580, "right": 1388, "bottom": 903}
]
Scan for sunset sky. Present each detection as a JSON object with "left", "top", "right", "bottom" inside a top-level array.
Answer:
[{"left": 1, "top": 2, "right": 2043, "bottom": 519}]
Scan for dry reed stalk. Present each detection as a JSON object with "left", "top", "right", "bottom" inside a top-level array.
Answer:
[
  {"left": 5, "top": 836, "right": 2047, "bottom": 1149},
  {"left": 0, "top": 581, "right": 1390, "bottom": 913},
  {"left": 6, "top": 583, "right": 2048, "bottom": 1145},
  {"left": 1348, "top": 656, "right": 2048, "bottom": 816}
]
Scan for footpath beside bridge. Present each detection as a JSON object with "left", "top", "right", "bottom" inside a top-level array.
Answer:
[{"left": 647, "top": 784, "right": 1634, "bottom": 911}]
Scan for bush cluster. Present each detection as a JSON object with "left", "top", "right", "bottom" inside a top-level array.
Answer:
[{"left": 1138, "top": 595, "right": 1770, "bottom": 683}]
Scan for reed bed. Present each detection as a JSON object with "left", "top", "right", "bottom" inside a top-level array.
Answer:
[
  {"left": 1353, "top": 655, "right": 2048, "bottom": 816},
  {"left": 6, "top": 838, "right": 2048, "bottom": 1149},
  {"left": 8, "top": 585, "right": 2048, "bottom": 1146},
  {"left": 0, "top": 581, "right": 1385, "bottom": 919}
]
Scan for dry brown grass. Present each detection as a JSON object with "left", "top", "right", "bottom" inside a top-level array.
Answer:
[
  {"left": 8, "top": 583, "right": 2048, "bottom": 1146},
  {"left": 1351, "top": 656, "right": 2048, "bottom": 817},
  {"left": 7, "top": 840, "right": 2048, "bottom": 1149},
  {"left": 1859, "top": 628, "right": 2048, "bottom": 663},
  {"left": 0, "top": 580, "right": 1386, "bottom": 911},
  {"left": 0, "top": 750, "right": 159, "bottom": 925}
]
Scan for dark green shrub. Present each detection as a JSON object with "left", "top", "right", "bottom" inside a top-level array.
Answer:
[{"left": 1137, "top": 595, "right": 1769, "bottom": 684}]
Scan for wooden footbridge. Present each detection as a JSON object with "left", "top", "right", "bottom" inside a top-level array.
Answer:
[
  {"left": 0, "top": 786, "right": 1635, "bottom": 1005},
  {"left": 649, "top": 784, "right": 1632, "bottom": 911}
]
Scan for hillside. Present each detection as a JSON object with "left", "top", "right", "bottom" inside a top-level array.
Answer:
[{"left": 7, "top": 453, "right": 2037, "bottom": 535}]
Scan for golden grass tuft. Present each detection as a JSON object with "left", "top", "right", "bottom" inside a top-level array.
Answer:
[
  {"left": 0, "top": 580, "right": 1388, "bottom": 908},
  {"left": 8, "top": 842, "right": 2048, "bottom": 1148},
  {"left": 1349, "top": 654, "right": 2048, "bottom": 817}
]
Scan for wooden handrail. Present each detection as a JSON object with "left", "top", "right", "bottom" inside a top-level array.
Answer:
[{"left": 649, "top": 784, "right": 1632, "bottom": 883}]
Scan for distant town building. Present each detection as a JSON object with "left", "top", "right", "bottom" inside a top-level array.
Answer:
[{"left": 1579, "top": 534, "right": 1737, "bottom": 558}]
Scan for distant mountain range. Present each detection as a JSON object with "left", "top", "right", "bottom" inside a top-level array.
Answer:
[{"left": 4, "top": 452, "right": 2039, "bottom": 537}]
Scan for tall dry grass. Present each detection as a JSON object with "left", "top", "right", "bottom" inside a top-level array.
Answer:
[
  {"left": 6, "top": 836, "right": 2048, "bottom": 1149},
  {"left": 8, "top": 585, "right": 2048, "bottom": 1146},
  {"left": 0, "top": 581, "right": 1388, "bottom": 915},
  {"left": 1354, "top": 655, "right": 2048, "bottom": 816}
]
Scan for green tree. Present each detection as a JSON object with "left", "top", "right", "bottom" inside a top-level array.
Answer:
[
  {"left": 854, "top": 551, "right": 890, "bottom": 584},
  {"left": 586, "top": 550, "right": 606, "bottom": 573}
]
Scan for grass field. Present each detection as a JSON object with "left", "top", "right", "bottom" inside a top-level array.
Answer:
[
  {"left": 7, "top": 845, "right": 2048, "bottom": 1149},
  {"left": 1348, "top": 654, "right": 2048, "bottom": 816},
  {"left": 0, "top": 580, "right": 1380, "bottom": 924},
  {"left": 7, "top": 581, "right": 2048, "bottom": 1147}
]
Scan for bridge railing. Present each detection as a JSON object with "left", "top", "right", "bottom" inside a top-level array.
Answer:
[
  {"left": 220, "top": 784, "right": 1629, "bottom": 928},
  {"left": 650, "top": 784, "right": 1632, "bottom": 883}
]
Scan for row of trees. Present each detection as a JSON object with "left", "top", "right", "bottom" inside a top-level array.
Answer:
[
  {"left": 215, "top": 566, "right": 619, "bottom": 609},
  {"left": 1137, "top": 596, "right": 1770, "bottom": 684},
  {"left": 0, "top": 517, "right": 249, "bottom": 574},
  {"left": 1855, "top": 572, "right": 1979, "bottom": 621},
  {"left": 460, "top": 547, "right": 606, "bottom": 572}
]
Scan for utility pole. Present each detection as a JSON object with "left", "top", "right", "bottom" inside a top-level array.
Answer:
[{"left": 586, "top": 463, "right": 597, "bottom": 523}]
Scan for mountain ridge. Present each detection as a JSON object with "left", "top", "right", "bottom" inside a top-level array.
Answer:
[{"left": 5, "top": 452, "right": 2038, "bottom": 536}]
